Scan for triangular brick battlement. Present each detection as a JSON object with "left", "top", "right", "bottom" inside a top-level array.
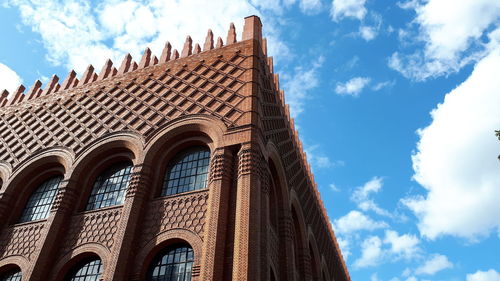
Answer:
[{"left": 0, "top": 16, "right": 266, "bottom": 109}]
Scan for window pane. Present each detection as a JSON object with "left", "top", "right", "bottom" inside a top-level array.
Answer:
[
  {"left": 64, "top": 258, "right": 102, "bottom": 281},
  {"left": 86, "top": 163, "right": 132, "bottom": 211},
  {"left": 0, "top": 269, "right": 22, "bottom": 281},
  {"left": 19, "top": 176, "right": 62, "bottom": 223},
  {"left": 162, "top": 147, "right": 210, "bottom": 196},
  {"left": 147, "top": 244, "right": 194, "bottom": 281}
]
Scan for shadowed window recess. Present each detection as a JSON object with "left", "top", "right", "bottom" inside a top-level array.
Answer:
[
  {"left": 162, "top": 147, "right": 210, "bottom": 196},
  {"left": 147, "top": 244, "right": 194, "bottom": 281},
  {"left": 86, "top": 163, "right": 132, "bottom": 210},
  {"left": 0, "top": 269, "right": 22, "bottom": 281},
  {"left": 19, "top": 176, "right": 62, "bottom": 223},
  {"left": 64, "top": 257, "right": 102, "bottom": 281}
]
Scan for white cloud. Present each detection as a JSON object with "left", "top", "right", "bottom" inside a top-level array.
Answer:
[
  {"left": 415, "top": 254, "right": 453, "bottom": 275},
  {"left": 405, "top": 48, "right": 500, "bottom": 240},
  {"left": 352, "top": 176, "right": 382, "bottom": 199},
  {"left": 351, "top": 177, "right": 394, "bottom": 217},
  {"left": 331, "top": 0, "right": 367, "bottom": 21},
  {"left": 333, "top": 210, "right": 388, "bottom": 234},
  {"left": 345, "top": 55, "right": 360, "bottom": 69},
  {"left": 359, "top": 25, "right": 377, "bottom": 41},
  {"left": 397, "top": 0, "right": 419, "bottom": 10},
  {"left": 372, "top": 80, "right": 395, "bottom": 91},
  {"left": 8, "top": 0, "right": 292, "bottom": 75},
  {"left": 336, "top": 236, "right": 351, "bottom": 260},
  {"left": 402, "top": 268, "right": 412, "bottom": 277},
  {"left": 283, "top": 56, "right": 324, "bottom": 117},
  {"left": 391, "top": 0, "right": 500, "bottom": 80},
  {"left": 329, "top": 183, "right": 341, "bottom": 192},
  {"left": 371, "top": 273, "right": 382, "bottom": 281},
  {"left": 0, "top": 62, "right": 22, "bottom": 97},
  {"left": 299, "top": 0, "right": 323, "bottom": 14},
  {"left": 467, "top": 269, "right": 500, "bottom": 281},
  {"left": 335, "top": 76, "right": 371, "bottom": 96},
  {"left": 354, "top": 235, "right": 383, "bottom": 268},
  {"left": 384, "top": 230, "right": 420, "bottom": 260}
]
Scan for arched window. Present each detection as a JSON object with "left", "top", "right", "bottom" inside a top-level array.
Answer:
[
  {"left": 19, "top": 176, "right": 62, "bottom": 223},
  {"left": 64, "top": 257, "right": 102, "bottom": 281},
  {"left": 0, "top": 269, "right": 22, "bottom": 281},
  {"left": 86, "top": 163, "right": 132, "bottom": 210},
  {"left": 161, "top": 147, "right": 210, "bottom": 196},
  {"left": 147, "top": 244, "right": 194, "bottom": 281}
]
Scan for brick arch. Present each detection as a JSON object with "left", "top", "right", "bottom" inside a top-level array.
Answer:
[
  {"left": 69, "top": 131, "right": 144, "bottom": 211},
  {"left": 52, "top": 242, "right": 110, "bottom": 281},
  {"left": 72, "top": 131, "right": 144, "bottom": 169},
  {"left": 136, "top": 228, "right": 203, "bottom": 280},
  {"left": 308, "top": 227, "right": 322, "bottom": 280},
  {"left": 6, "top": 146, "right": 73, "bottom": 188},
  {"left": 0, "top": 162, "right": 12, "bottom": 192},
  {"left": 265, "top": 141, "right": 297, "bottom": 279},
  {"left": 265, "top": 141, "right": 291, "bottom": 212},
  {"left": 0, "top": 255, "right": 29, "bottom": 280},
  {"left": 290, "top": 190, "right": 310, "bottom": 280},
  {"left": 142, "top": 115, "right": 226, "bottom": 198},
  {"left": 0, "top": 147, "right": 73, "bottom": 224},
  {"left": 144, "top": 115, "right": 226, "bottom": 152}
]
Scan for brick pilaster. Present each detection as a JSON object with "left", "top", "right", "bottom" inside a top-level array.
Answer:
[
  {"left": 260, "top": 168, "right": 270, "bottom": 281},
  {"left": 231, "top": 143, "right": 263, "bottom": 281},
  {"left": 105, "top": 164, "right": 152, "bottom": 281},
  {"left": 199, "top": 147, "right": 234, "bottom": 280}
]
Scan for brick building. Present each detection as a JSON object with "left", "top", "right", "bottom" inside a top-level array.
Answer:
[{"left": 0, "top": 16, "right": 350, "bottom": 281}]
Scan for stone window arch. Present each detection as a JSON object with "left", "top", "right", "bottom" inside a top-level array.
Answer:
[
  {"left": 161, "top": 146, "right": 210, "bottom": 196},
  {"left": 64, "top": 256, "right": 103, "bottom": 281},
  {"left": 19, "top": 176, "right": 62, "bottom": 223},
  {"left": 146, "top": 243, "right": 194, "bottom": 281},
  {"left": 85, "top": 162, "right": 132, "bottom": 210}
]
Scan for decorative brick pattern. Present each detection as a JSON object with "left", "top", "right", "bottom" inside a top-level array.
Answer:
[
  {"left": 140, "top": 191, "right": 209, "bottom": 246},
  {"left": 238, "top": 148, "right": 263, "bottom": 177},
  {"left": 0, "top": 221, "right": 44, "bottom": 260},
  {"left": 61, "top": 207, "right": 122, "bottom": 255},
  {"left": 0, "top": 52, "right": 249, "bottom": 167},
  {"left": 209, "top": 149, "right": 233, "bottom": 182}
]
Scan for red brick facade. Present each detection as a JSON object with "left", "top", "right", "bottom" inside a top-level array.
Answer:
[{"left": 0, "top": 16, "right": 350, "bottom": 281}]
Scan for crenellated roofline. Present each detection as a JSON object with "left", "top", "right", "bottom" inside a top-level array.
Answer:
[{"left": 0, "top": 16, "right": 264, "bottom": 109}]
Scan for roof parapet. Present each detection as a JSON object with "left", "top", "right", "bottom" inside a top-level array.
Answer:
[{"left": 0, "top": 16, "right": 264, "bottom": 108}]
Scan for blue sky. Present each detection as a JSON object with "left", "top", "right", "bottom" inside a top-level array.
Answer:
[{"left": 1, "top": 0, "right": 500, "bottom": 280}]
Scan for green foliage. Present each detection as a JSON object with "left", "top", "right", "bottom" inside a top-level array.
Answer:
[{"left": 497, "top": 130, "right": 500, "bottom": 160}]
